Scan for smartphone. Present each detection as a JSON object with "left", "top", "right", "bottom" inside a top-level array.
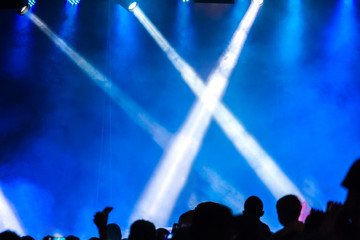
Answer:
[{"left": 102, "top": 206, "right": 113, "bottom": 215}]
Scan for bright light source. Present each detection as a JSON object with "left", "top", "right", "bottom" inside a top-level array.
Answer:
[
  {"left": 18, "top": 4, "right": 30, "bottom": 15},
  {"left": 128, "top": 2, "right": 137, "bottom": 11},
  {"left": 28, "top": 0, "right": 35, "bottom": 7},
  {"left": 67, "top": 0, "right": 80, "bottom": 5},
  {"left": 26, "top": 12, "right": 172, "bottom": 149},
  {"left": 114, "top": 0, "right": 138, "bottom": 12}
]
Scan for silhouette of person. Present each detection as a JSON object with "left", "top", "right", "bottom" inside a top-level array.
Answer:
[
  {"left": 156, "top": 228, "right": 169, "bottom": 240},
  {"left": 341, "top": 158, "right": 360, "bottom": 225},
  {"left": 21, "top": 235, "right": 35, "bottom": 240},
  {"left": 333, "top": 158, "right": 360, "bottom": 239},
  {"left": 171, "top": 210, "right": 194, "bottom": 240},
  {"left": 271, "top": 195, "right": 304, "bottom": 240},
  {"left": 178, "top": 210, "right": 194, "bottom": 229},
  {"left": 107, "top": 223, "right": 122, "bottom": 240},
  {"left": 128, "top": 220, "right": 156, "bottom": 240},
  {"left": 0, "top": 230, "right": 21, "bottom": 240},
  {"left": 21, "top": 236, "right": 35, "bottom": 240},
  {"left": 190, "top": 202, "right": 233, "bottom": 240},
  {"left": 242, "top": 196, "right": 272, "bottom": 240}
]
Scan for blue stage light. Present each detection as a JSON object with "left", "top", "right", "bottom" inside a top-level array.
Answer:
[
  {"left": 28, "top": 0, "right": 36, "bottom": 7},
  {"left": 67, "top": 0, "right": 80, "bottom": 5}
]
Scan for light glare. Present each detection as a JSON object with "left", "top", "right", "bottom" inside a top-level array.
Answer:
[
  {"left": 128, "top": 2, "right": 137, "bottom": 11},
  {"left": 28, "top": 0, "right": 36, "bottom": 7}
]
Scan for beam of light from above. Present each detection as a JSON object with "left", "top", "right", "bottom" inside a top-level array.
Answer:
[
  {"left": 327, "top": 0, "right": 357, "bottom": 54},
  {"left": 212, "top": 103, "right": 310, "bottom": 220},
  {"left": 26, "top": 12, "right": 171, "bottom": 148},
  {"left": 129, "top": 1, "right": 268, "bottom": 227},
  {"left": 67, "top": 0, "right": 81, "bottom": 5},
  {"left": 278, "top": 0, "right": 303, "bottom": 63},
  {"left": 59, "top": 0, "right": 78, "bottom": 38},
  {"left": 0, "top": 188, "right": 25, "bottom": 235},
  {"left": 131, "top": 0, "right": 310, "bottom": 226}
]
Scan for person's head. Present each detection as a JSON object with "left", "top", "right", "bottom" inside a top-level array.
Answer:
[
  {"left": 42, "top": 235, "right": 53, "bottom": 240},
  {"left": 156, "top": 228, "right": 169, "bottom": 240},
  {"left": 129, "top": 220, "right": 156, "bottom": 240},
  {"left": 0, "top": 230, "right": 21, "bottom": 240},
  {"left": 107, "top": 223, "right": 122, "bottom": 240},
  {"left": 66, "top": 236, "right": 80, "bottom": 240},
  {"left": 276, "top": 195, "right": 302, "bottom": 226},
  {"left": 243, "top": 196, "right": 264, "bottom": 219},
  {"left": 178, "top": 210, "right": 194, "bottom": 228},
  {"left": 304, "top": 209, "right": 325, "bottom": 233},
  {"left": 191, "top": 202, "right": 233, "bottom": 240},
  {"left": 342, "top": 158, "right": 360, "bottom": 222},
  {"left": 21, "top": 236, "right": 35, "bottom": 240}
]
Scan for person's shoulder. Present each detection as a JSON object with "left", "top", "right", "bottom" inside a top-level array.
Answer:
[{"left": 258, "top": 221, "right": 272, "bottom": 238}]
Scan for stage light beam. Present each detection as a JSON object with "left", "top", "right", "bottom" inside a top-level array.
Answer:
[
  {"left": 131, "top": 0, "right": 310, "bottom": 225},
  {"left": 0, "top": 188, "right": 25, "bottom": 235},
  {"left": 130, "top": 1, "right": 269, "bottom": 227},
  {"left": 26, "top": 12, "right": 171, "bottom": 149}
]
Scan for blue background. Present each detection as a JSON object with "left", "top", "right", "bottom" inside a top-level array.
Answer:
[{"left": 0, "top": 0, "right": 359, "bottom": 238}]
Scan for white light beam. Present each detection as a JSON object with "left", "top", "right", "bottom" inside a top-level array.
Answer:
[
  {"left": 0, "top": 188, "right": 25, "bottom": 235},
  {"left": 27, "top": 12, "right": 171, "bottom": 148},
  {"left": 129, "top": 2, "right": 268, "bottom": 227}
]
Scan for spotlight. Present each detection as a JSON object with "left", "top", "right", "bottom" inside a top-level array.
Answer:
[
  {"left": 67, "top": 0, "right": 81, "bottom": 5},
  {"left": 0, "top": 0, "right": 30, "bottom": 15},
  {"left": 114, "top": 0, "right": 138, "bottom": 12},
  {"left": 28, "top": 0, "right": 36, "bottom": 7},
  {"left": 18, "top": 4, "right": 30, "bottom": 15},
  {"left": 128, "top": 2, "right": 138, "bottom": 11}
]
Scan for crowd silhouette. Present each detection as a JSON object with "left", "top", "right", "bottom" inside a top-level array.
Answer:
[{"left": 1, "top": 158, "right": 359, "bottom": 240}]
